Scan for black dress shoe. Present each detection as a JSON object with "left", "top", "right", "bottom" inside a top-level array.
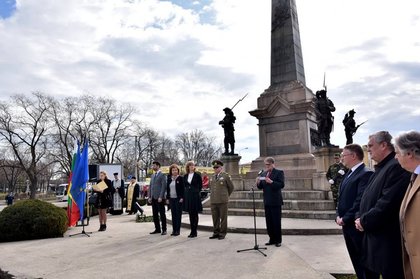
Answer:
[
  {"left": 188, "top": 234, "right": 197, "bottom": 238},
  {"left": 98, "top": 225, "right": 105, "bottom": 232},
  {"left": 275, "top": 243, "right": 282, "bottom": 247},
  {"left": 218, "top": 236, "right": 225, "bottom": 240},
  {"left": 150, "top": 230, "right": 161, "bottom": 234},
  {"left": 173, "top": 232, "right": 180, "bottom": 236},
  {"left": 209, "top": 235, "right": 219, "bottom": 239},
  {"left": 265, "top": 242, "right": 274, "bottom": 246},
  {"left": 161, "top": 231, "right": 167, "bottom": 236},
  {"left": 170, "top": 232, "right": 175, "bottom": 236}
]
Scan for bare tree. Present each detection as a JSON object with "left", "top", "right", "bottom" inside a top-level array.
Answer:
[
  {"left": 0, "top": 92, "right": 53, "bottom": 198},
  {"left": 175, "top": 129, "right": 221, "bottom": 166},
  {"left": 89, "top": 98, "right": 134, "bottom": 164},
  {"left": 0, "top": 149, "right": 26, "bottom": 193}
]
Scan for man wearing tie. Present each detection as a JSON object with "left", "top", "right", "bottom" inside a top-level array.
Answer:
[
  {"left": 336, "top": 144, "right": 373, "bottom": 279},
  {"left": 148, "top": 161, "right": 168, "bottom": 235},
  {"left": 257, "top": 157, "right": 285, "bottom": 247},
  {"left": 395, "top": 131, "right": 420, "bottom": 279}
]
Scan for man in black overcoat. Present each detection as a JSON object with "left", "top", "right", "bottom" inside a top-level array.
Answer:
[
  {"left": 257, "top": 157, "right": 285, "bottom": 247},
  {"left": 355, "top": 131, "right": 411, "bottom": 279}
]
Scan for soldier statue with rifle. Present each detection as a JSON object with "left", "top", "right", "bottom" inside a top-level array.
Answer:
[
  {"left": 219, "top": 94, "right": 248, "bottom": 155},
  {"left": 342, "top": 109, "right": 367, "bottom": 144}
]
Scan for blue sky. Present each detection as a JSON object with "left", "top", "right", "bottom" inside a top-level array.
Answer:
[
  {"left": 0, "top": 0, "right": 16, "bottom": 19},
  {"left": 0, "top": 0, "right": 419, "bottom": 163}
]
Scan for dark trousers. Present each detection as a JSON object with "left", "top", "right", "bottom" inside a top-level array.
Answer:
[
  {"left": 364, "top": 269, "right": 404, "bottom": 279},
  {"left": 342, "top": 225, "right": 366, "bottom": 279},
  {"left": 169, "top": 198, "right": 182, "bottom": 233},
  {"left": 152, "top": 199, "right": 166, "bottom": 232},
  {"left": 264, "top": 205, "right": 282, "bottom": 244},
  {"left": 189, "top": 211, "right": 199, "bottom": 236}
]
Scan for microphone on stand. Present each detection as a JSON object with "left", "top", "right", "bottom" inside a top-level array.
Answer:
[{"left": 251, "top": 169, "right": 264, "bottom": 191}]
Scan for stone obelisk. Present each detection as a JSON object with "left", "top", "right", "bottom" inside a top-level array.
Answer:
[{"left": 248, "top": 0, "right": 318, "bottom": 190}]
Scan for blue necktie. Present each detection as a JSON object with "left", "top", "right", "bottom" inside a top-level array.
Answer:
[{"left": 341, "top": 170, "right": 353, "bottom": 187}]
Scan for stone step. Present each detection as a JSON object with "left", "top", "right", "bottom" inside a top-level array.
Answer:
[
  {"left": 225, "top": 199, "right": 335, "bottom": 211},
  {"left": 202, "top": 208, "right": 336, "bottom": 220},
  {"left": 230, "top": 190, "right": 328, "bottom": 200}
]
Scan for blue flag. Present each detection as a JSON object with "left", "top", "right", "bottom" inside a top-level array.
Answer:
[{"left": 69, "top": 141, "right": 89, "bottom": 221}]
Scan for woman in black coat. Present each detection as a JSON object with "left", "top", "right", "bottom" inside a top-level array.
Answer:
[
  {"left": 94, "top": 171, "right": 115, "bottom": 232},
  {"left": 183, "top": 161, "right": 203, "bottom": 238},
  {"left": 166, "top": 164, "right": 185, "bottom": 236}
]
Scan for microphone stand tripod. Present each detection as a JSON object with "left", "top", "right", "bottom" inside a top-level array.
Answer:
[
  {"left": 70, "top": 189, "right": 92, "bottom": 237},
  {"left": 237, "top": 186, "right": 267, "bottom": 257}
]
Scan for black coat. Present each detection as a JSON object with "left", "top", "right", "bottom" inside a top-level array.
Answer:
[
  {"left": 357, "top": 152, "right": 411, "bottom": 277},
  {"left": 337, "top": 163, "right": 373, "bottom": 225},
  {"left": 257, "top": 168, "right": 285, "bottom": 207},
  {"left": 183, "top": 172, "right": 203, "bottom": 213},
  {"left": 166, "top": 176, "right": 185, "bottom": 200},
  {"left": 94, "top": 178, "right": 115, "bottom": 209}
]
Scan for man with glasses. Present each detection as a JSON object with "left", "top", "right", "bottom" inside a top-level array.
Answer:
[
  {"left": 355, "top": 131, "right": 411, "bottom": 279},
  {"left": 209, "top": 160, "right": 234, "bottom": 240},
  {"left": 336, "top": 144, "right": 373, "bottom": 279},
  {"left": 256, "top": 157, "right": 285, "bottom": 247}
]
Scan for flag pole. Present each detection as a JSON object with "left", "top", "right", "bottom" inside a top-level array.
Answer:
[{"left": 69, "top": 140, "right": 92, "bottom": 237}]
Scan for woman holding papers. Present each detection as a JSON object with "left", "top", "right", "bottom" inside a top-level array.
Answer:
[{"left": 94, "top": 171, "right": 115, "bottom": 232}]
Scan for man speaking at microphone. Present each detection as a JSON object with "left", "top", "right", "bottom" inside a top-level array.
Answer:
[{"left": 256, "top": 157, "right": 285, "bottom": 247}]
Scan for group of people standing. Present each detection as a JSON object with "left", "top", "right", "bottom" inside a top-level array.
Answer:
[
  {"left": 148, "top": 160, "right": 235, "bottom": 239},
  {"left": 335, "top": 130, "right": 420, "bottom": 279}
]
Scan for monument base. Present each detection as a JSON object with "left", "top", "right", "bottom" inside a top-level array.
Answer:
[
  {"left": 312, "top": 147, "right": 343, "bottom": 192},
  {"left": 220, "top": 155, "right": 244, "bottom": 191},
  {"left": 245, "top": 153, "right": 316, "bottom": 191}
]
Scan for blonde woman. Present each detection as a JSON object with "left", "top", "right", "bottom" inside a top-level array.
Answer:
[
  {"left": 94, "top": 171, "right": 115, "bottom": 231},
  {"left": 126, "top": 176, "right": 140, "bottom": 215},
  {"left": 183, "top": 161, "right": 203, "bottom": 238}
]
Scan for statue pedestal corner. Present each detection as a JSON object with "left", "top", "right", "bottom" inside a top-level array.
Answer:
[{"left": 220, "top": 155, "right": 244, "bottom": 191}]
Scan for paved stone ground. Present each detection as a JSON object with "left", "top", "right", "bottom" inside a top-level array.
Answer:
[{"left": 0, "top": 207, "right": 354, "bottom": 279}]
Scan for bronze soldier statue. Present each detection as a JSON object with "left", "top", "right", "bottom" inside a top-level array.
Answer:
[
  {"left": 343, "top": 109, "right": 356, "bottom": 144},
  {"left": 343, "top": 109, "right": 366, "bottom": 145},
  {"left": 219, "top": 108, "right": 236, "bottom": 155},
  {"left": 314, "top": 89, "right": 336, "bottom": 146}
]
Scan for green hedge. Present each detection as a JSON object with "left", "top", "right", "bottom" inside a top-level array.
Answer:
[{"left": 0, "top": 199, "right": 68, "bottom": 242}]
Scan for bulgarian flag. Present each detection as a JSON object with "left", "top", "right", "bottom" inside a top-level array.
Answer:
[{"left": 67, "top": 142, "right": 80, "bottom": 227}]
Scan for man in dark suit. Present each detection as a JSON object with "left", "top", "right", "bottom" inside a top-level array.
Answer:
[
  {"left": 355, "top": 131, "right": 411, "bottom": 279},
  {"left": 148, "top": 161, "right": 168, "bottom": 235},
  {"left": 257, "top": 157, "right": 285, "bottom": 247},
  {"left": 336, "top": 144, "right": 373, "bottom": 279}
]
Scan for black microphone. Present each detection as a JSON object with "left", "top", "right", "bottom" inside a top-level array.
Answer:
[{"left": 251, "top": 169, "right": 264, "bottom": 191}]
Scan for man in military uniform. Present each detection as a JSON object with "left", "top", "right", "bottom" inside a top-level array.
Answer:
[
  {"left": 326, "top": 153, "right": 347, "bottom": 207},
  {"left": 209, "top": 160, "right": 234, "bottom": 240},
  {"left": 219, "top": 108, "right": 236, "bottom": 155},
  {"left": 315, "top": 89, "right": 336, "bottom": 146}
]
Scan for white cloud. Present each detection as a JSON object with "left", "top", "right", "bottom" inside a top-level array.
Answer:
[{"left": 0, "top": 0, "right": 419, "bottom": 163}]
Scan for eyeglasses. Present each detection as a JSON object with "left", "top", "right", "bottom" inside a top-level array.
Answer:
[
  {"left": 341, "top": 153, "right": 353, "bottom": 157},
  {"left": 213, "top": 166, "right": 220, "bottom": 169},
  {"left": 265, "top": 163, "right": 271, "bottom": 166}
]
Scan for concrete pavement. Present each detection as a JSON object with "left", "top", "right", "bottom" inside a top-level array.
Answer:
[{"left": 0, "top": 209, "right": 354, "bottom": 279}]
